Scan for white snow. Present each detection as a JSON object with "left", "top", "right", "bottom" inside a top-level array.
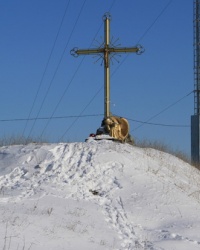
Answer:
[{"left": 0, "top": 140, "right": 200, "bottom": 250}]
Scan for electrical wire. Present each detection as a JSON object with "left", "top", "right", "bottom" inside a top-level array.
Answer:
[
  {"left": 22, "top": 0, "right": 175, "bottom": 140},
  {"left": 0, "top": 114, "right": 103, "bottom": 123},
  {"left": 22, "top": 0, "right": 71, "bottom": 137},
  {"left": 58, "top": 0, "right": 174, "bottom": 140},
  {"left": 41, "top": 0, "right": 116, "bottom": 140},
  {"left": 58, "top": 84, "right": 192, "bottom": 140},
  {"left": 126, "top": 118, "right": 189, "bottom": 128},
  {"left": 59, "top": 86, "right": 103, "bottom": 141},
  {"left": 39, "top": 10, "right": 103, "bottom": 138},
  {"left": 137, "top": 0, "right": 173, "bottom": 44},
  {"left": 131, "top": 91, "right": 193, "bottom": 132},
  {"left": 0, "top": 90, "right": 191, "bottom": 129},
  {"left": 39, "top": 56, "right": 86, "bottom": 138},
  {"left": 27, "top": 0, "right": 87, "bottom": 139},
  {"left": 0, "top": 114, "right": 190, "bottom": 128},
  {"left": 109, "top": 0, "right": 117, "bottom": 11},
  {"left": 110, "top": 0, "right": 173, "bottom": 78}
]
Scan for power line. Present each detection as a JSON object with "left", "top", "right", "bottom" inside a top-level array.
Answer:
[
  {"left": 58, "top": 91, "right": 192, "bottom": 141},
  {"left": 131, "top": 91, "right": 193, "bottom": 132},
  {"left": 108, "top": 0, "right": 117, "bottom": 11},
  {"left": 127, "top": 118, "right": 189, "bottom": 128},
  {"left": 57, "top": 0, "right": 175, "bottom": 140},
  {"left": 0, "top": 90, "right": 191, "bottom": 128},
  {"left": 41, "top": 0, "right": 117, "bottom": 139},
  {"left": 59, "top": 87, "right": 103, "bottom": 141},
  {"left": 39, "top": 56, "right": 86, "bottom": 138},
  {"left": 0, "top": 114, "right": 103, "bottom": 123},
  {"left": 22, "top": 0, "right": 71, "bottom": 136},
  {"left": 110, "top": 0, "right": 173, "bottom": 78},
  {"left": 62, "top": 0, "right": 173, "bottom": 129},
  {"left": 36, "top": 0, "right": 175, "bottom": 140},
  {"left": 27, "top": 0, "right": 87, "bottom": 139},
  {"left": 137, "top": 0, "right": 173, "bottom": 43},
  {"left": 39, "top": 13, "right": 102, "bottom": 138},
  {"left": 0, "top": 113, "right": 190, "bottom": 128},
  {"left": 0, "top": 91, "right": 192, "bottom": 130}
]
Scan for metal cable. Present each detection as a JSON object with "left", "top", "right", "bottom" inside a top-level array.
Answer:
[
  {"left": 39, "top": 1, "right": 114, "bottom": 138},
  {"left": 22, "top": 0, "right": 71, "bottom": 137},
  {"left": 59, "top": 0, "right": 174, "bottom": 140},
  {"left": 59, "top": 87, "right": 103, "bottom": 141},
  {"left": 0, "top": 114, "right": 103, "bottom": 122},
  {"left": 27, "top": 0, "right": 87, "bottom": 139},
  {"left": 0, "top": 91, "right": 191, "bottom": 129},
  {"left": 131, "top": 91, "right": 193, "bottom": 132},
  {"left": 126, "top": 118, "right": 189, "bottom": 128},
  {"left": 111, "top": 0, "right": 173, "bottom": 78},
  {"left": 57, "top": 0, "right": 117, "bottom": 140}
]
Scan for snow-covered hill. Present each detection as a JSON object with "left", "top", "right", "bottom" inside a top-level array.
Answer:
[{"left": 0, "top": 140, "right": 200, "bottom": 250}]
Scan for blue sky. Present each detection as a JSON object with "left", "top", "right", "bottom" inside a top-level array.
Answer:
[{"left": 0, "top": 0, "right": 193, "bottom": 155}]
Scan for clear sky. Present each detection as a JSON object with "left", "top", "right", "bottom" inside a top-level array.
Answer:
[{"left": 0, "top": 0, "right": 193, "bottom": 155}]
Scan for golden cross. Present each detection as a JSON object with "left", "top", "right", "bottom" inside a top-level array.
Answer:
[{"left": 71, "top": 12, "right": 144, "bottom": 119}]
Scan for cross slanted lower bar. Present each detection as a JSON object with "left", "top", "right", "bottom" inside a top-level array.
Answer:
[{"left": 71, "top": 12, "right": 144, "bottom": 119}]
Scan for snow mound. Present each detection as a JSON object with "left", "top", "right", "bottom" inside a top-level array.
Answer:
[{"left": 0, "top": 140, "right": 200, "bottom": 250}]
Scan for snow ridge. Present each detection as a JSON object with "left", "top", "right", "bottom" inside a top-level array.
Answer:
[
  {"left": 49, "top": 142, "right": 148, "bottom": 249},
  {"left": 1, "top": 141, "right": 200, "bottom": 249}
]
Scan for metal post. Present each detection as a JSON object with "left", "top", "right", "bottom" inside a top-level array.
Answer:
[{"left": 192, "top": 0, "right": 200, "bottom": 165}]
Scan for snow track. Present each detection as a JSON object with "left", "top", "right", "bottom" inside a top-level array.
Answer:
[
  {"left": 1, "top": 141, "right": 200, "bottom": 249},
  {"left": 49, "top": 142, "right": 148, "bottom": 249}
]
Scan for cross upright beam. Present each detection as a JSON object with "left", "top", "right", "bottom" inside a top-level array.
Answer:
[{"left": 71, "top": 12, "right": 144, "bottom": 119}]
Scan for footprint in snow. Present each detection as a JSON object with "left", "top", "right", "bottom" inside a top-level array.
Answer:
[{"left": 159, "top": 229, "right": 200, "bottom": 246}]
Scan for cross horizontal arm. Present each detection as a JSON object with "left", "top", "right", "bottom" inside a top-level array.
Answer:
[
  {"left": 70, "top": 45, "right": 144, "bottom": 57},
  {"left": 70, "top": 47, "right": 104, "bottom": 57},
  {"left": 75, "top": 47, "right": 141, "bottom": 54},
  {"left": 110, "top": 47, "right": 140, "bottom": 53},
  {"left": 76, "top": 48, "right": 104, "bottom": 55}
]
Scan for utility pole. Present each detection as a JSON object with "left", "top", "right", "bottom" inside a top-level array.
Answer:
[
  {"left": 71, "top": 12, "right": 144, "bottom": 120},
  {"left": 191, "top": 0, "right": 200, "bottom": 164}
]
